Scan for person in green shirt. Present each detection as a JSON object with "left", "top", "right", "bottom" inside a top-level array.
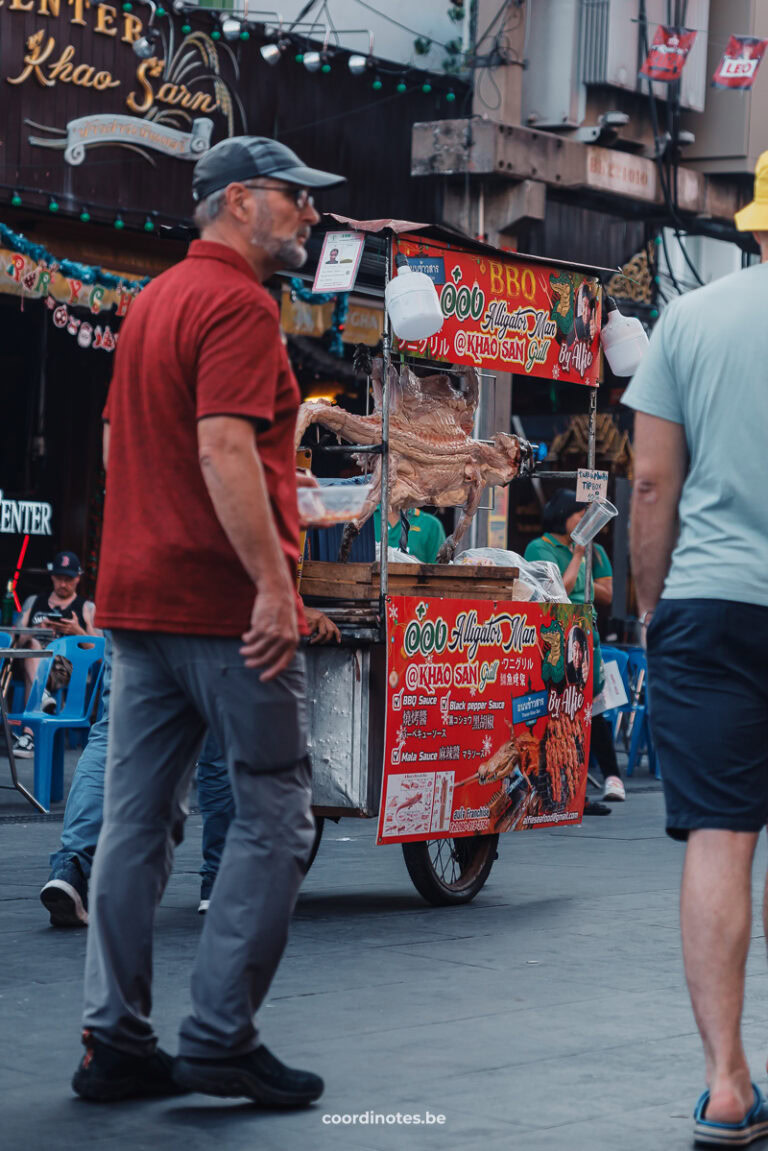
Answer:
[
  {"left": 373, "top": 507, "right": 446, "bottom": 565},
  {"left": 525, "top": 489, "right": 626, "bottom": 811}
]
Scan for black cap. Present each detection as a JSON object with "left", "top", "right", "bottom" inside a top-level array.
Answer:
[
  {"left": 192, "top": 136, "right": 345, "bottom": 202},
  {"left": 47, "top": 551, "right": 82, "bottom": 577}
]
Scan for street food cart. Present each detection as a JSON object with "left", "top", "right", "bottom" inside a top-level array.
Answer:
[{"left": 296, "top": 222, "right": 611, "bottom": 905}]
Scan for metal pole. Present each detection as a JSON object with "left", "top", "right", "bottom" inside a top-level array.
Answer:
[
  {"left": 380, "top": 234, "right": 392, "bottom": 612},
  {"left": 584, "top": 386, "right": 598, "bottom": 604}
]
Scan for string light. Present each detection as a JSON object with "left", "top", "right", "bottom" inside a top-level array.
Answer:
[
  {"left": 11, "top": 192, "right": 22, "bottom": 207},
  {"left": 422, "top": 81, "right": 432, "bottom": 93},
  {"left": 372, "top": 76, "right": 383, "bottom": 90},
  {"left": 79, "top": 208, "right": 91, "bottom": 223},
  {"left": 321, "top": 61, "right": 332, "bottom": 73},
  {"left": 181, "top": 22, "right": 191, "bottom": 33},
  {"left": 48, "top": 198, "right": 59, "bottom": 213},
  {"left": 396, "top": 80, "right": 407, "bottom": 92},
  {"left": 143, "top": 216, "right": 155, "bottom": 232},
  {"left": 122, "top": 1, "right": 132, "bottom": 9},
  {"left": 114, "top": 215, "right": 125, "bottom": 230},
  {"left": 446, "top": 89, "right": 456, "bottom": 102}
]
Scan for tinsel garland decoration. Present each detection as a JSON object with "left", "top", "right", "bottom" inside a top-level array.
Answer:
[
  {"left": 289, "top": 278, "right": 349, "bottom": 357},
  {"left": 0, "top": 221, "right": 151, "bottom": 290}
]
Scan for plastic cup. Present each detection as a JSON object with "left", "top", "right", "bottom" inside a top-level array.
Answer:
[{"left": 570, "top": 497, "right": 618, "bottom": 546}]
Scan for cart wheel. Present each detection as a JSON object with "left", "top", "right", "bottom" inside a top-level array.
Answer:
[
  {"left": 304, "top": 816, "right": 325, "bottom": 874},
  {"left": 401, "top": 834, "right": 499, "bottom": 906}
]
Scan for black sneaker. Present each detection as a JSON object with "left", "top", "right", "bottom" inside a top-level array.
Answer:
[
  {"left": 583, "top": 799, "right": 612, "bottom": 816},
  {"left": 72, "top": 1030, "right": 188, "bottom": 1102},
  {"left": 40, "top": 857, "right": 89, "bottom": 926},
  {"left": 173, "top": 1044, "right": 324, "bottom": 1107}
]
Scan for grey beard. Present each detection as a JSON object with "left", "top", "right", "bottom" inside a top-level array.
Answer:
[
  {"left": 270, "top": 237, "right": 308, "bottom": 270},
  {"left": 251, "top": 229, "right": 307, "bottom": 270}
]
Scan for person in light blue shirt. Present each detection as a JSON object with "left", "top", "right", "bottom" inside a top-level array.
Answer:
[{"left": 622, "top": 151, "right": 768, "bottom": 1145}]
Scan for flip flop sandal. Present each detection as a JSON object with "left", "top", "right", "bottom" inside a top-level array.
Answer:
[{"left": 694, "top": 1084, "right": 768, "bottom": 1147}]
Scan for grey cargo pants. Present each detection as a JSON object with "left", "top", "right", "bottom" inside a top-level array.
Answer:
[{"left": 82, "top": 630, "right": 315, "bottom": 1059}]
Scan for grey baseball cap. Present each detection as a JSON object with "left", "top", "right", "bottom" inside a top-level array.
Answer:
[{"left": 192, "top": 136, "right": 345, "bottom": 201}]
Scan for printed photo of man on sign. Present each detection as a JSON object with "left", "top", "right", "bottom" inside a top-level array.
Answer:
[
  {"left": 712, "top": 35, "right": 768, "bottom": 90},
  {"left": 640, "top": 25, "right": 697, "bottom": 83}
]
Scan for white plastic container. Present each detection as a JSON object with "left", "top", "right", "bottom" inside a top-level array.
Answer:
[
  {"left": 385, "top": 255, "right": 444, "bottom": 341},
  {"left": 298, "top": 483, "right": 372, "bottom": 528},
  {"left": 600, "top": 297, "right": 650, "bottom": 377}
]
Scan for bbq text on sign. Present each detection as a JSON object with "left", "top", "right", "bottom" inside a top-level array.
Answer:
[
  {"left": 394, "top": 237, "right": 602, "bottom": 387},
  {"left": 0, "top": 490, "right": 53, "bottom": 535}
]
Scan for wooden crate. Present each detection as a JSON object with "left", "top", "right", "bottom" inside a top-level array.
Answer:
[{"left": 300, "top": 561, "right": 523, "bottom": 603}]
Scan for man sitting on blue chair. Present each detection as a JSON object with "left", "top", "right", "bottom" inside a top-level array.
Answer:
[{"left": 13, "top": 551, "right": 99, "bottom": 760}]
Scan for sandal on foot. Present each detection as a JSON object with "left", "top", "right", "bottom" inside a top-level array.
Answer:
[{"left": 694, "top": 1084, "right": 768, "bottom": 1147}]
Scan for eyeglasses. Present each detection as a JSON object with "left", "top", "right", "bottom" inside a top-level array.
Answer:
[{"left": 243, "top": 182, "right": 315, "bottom": 210}]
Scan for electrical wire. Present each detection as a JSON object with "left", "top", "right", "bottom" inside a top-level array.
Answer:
[
  {"left": 347, "top": 0, "right": 453, "bottom": 52},
  {"left": 474, "top": 0, "right": 517, "bottom": 54},
  {"left": 639, "top": 0, "right": 706, "bottom": 290}
]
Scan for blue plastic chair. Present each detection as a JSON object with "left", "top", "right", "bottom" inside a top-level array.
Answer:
[{"left": 21, "top": 635, "right": 105, "bottom": 809}]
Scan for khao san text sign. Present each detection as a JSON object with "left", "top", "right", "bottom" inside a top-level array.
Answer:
[
  {"left": 393, "top": 237, "right": 602, "bottom": 387},
  {"left": 377, "top": 596, "right": 594, "bottom": 846}
]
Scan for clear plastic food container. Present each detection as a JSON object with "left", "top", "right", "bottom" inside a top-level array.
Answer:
[{"left": 298, "top": 483, "right": 373, "bottom": 528}]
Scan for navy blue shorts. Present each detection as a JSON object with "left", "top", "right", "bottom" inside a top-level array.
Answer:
[{"left": 646, "top": 598, "right": 768, "bottom": 841}]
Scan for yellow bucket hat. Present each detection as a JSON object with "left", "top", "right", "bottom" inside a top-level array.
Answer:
[{"left": 735, "top": 150, "right": 768, "bottom": 231}]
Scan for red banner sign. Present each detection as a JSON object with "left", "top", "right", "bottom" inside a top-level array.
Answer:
[
  {"left": 640, "top": 25, "right": 697, "bottom": 83},
  {"left": 712, "top": 35, "right": 768, "bottom": 89},
  {"left": 394, "top": 237, "right": 602, "bottom": 387},
  {"left": 377, "top": 596, "right": 594, "bottom": 845}
]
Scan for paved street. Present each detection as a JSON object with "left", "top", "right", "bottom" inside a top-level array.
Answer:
[{"left": 3, "top": 759, "right": 768, "bottom": 1151}]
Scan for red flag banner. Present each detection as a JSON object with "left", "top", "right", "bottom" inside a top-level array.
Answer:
[
  {"left": 712, "top": 35, "right": 768, "bottom": 90},
  {"left": 640, "top": 25, "right": 697, "bottom": 83}
]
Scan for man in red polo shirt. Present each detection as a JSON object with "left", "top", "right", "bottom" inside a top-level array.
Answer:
[{"left": 73, "top": 137, "right": 344, "bottom": 1107}]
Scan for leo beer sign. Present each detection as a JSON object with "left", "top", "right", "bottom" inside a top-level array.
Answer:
[{"left": 712, "top": 35, "right": 768, "bottom": 90}]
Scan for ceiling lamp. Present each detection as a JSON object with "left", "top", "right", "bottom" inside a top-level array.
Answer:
[
  {"left": 348, "top": 54, "right": 368, "bottom": 75},
  {"left": 260, "top": 41, "right": 285, "bottom": 65},
  {"left": 221, "top": 16, "right": 242, "bottom": 41},
  {"left": 133, "top": 28, "right": 160, "bottom": 58},
  {"left": 303, "top": 50, "right": 321, "bottom": 71}
]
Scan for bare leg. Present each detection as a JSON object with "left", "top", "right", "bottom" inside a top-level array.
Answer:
[{"left": 681, "top": 828, "right": 758, "bottom": 1122}]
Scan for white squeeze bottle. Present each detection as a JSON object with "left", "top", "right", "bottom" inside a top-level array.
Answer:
[
  {"left": 599, "top": 295, "right": 650, "bottom": 377},
  {"left": 385, "top": 254, "right": 445, "bottom": 341}
]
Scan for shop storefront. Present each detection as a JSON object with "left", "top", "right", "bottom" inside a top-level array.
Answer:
[{"left": 0, "top": 0, "right": 451, "bottom": 601}]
